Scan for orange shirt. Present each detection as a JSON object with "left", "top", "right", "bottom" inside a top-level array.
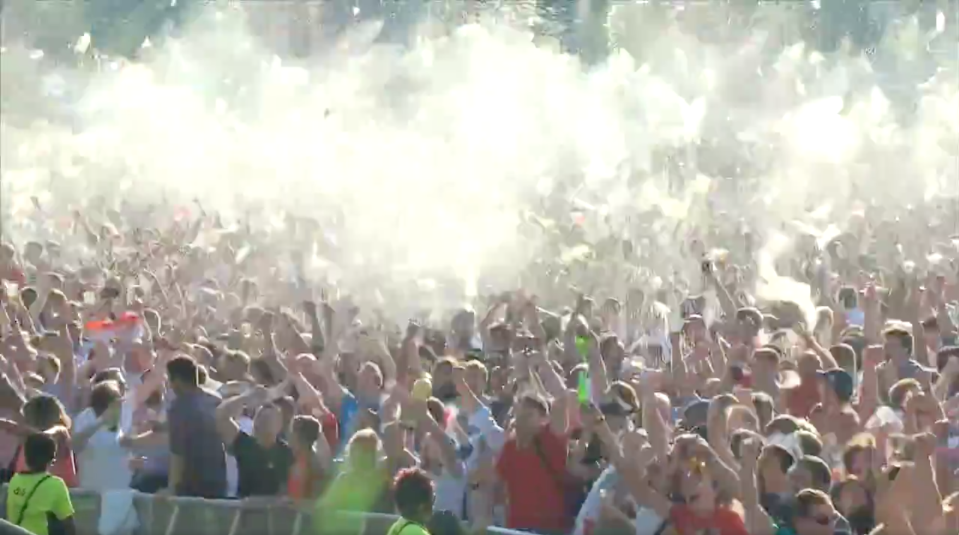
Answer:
[{"left": 286, "top": 457, "right": 322, "bottom": 501}]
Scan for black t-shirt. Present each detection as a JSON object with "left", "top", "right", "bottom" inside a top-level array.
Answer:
[{"left": 230, "top": 432, "right": 294, "bottom": 498}]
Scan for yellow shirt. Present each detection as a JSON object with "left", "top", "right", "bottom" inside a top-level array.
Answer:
[
  {"left": 386, "top": 518, "right": 430, "bottom": 535},
  {"left": 5, "top": 472, "right": 74, "bottom": 535}
]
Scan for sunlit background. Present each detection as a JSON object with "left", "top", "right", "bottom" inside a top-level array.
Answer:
[{"left": 0, "top": 1, "right": 957, "bottom": 319}]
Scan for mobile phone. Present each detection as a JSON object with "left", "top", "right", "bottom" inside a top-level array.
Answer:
[
  {"left": 83, "top": 291, "right": 96, "bottom": 305},
  {"left": 887, "top": 464, "right": 901, "bottom": 482},
  {"left": 701, "top": 259, "right": 713, "bottom": 275}
]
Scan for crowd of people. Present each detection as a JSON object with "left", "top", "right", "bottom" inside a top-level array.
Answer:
[{"left": 0, "top": 195, "right": 955, "bottom": 535}]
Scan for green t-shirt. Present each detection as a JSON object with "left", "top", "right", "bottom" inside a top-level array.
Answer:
[
  {"left": 6, "top": 472, "right": 74, "bottom": 535},
  {"left": 386, "top": 518, "right": 430, "bottom": 535}
]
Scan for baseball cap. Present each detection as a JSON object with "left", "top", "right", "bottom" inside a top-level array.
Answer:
[{"left": 818, "top": 369, "right": 854, "bottom": 402}]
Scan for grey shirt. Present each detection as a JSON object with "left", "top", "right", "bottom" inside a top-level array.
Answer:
[{"left": 168, "top": 388, "right": 227, "bottom": 498}]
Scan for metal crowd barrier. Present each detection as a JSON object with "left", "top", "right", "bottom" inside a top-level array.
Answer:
[{"left": 1, "top": 487, "right": 531, "bottom": 535}]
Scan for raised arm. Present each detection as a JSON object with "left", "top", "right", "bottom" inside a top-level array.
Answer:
[
  {"left": 738, "top": 438, "right": 776, "bottom": 535},
  {"left": 215, "top": 386, "right": 267, "bottom": 447}
]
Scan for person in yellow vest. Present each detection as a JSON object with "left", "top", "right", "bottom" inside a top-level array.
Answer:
[
  {"left": 5, "top": 433, "right": 76, "bottom": 535},
  {"left": 387, "top": 468, "right": 435, "bottom": 535}
]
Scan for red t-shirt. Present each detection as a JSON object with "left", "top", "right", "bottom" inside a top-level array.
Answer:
[
  {"left": 668, "top": 504, "right": 749, "bottom": 535},
  {"left": 496, "top": 425, "right": 569, "bottom": 533}
]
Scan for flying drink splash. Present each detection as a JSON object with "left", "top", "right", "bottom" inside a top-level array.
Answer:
[{"left": 1, "top": 2, "right": 957, "bottom": 319}]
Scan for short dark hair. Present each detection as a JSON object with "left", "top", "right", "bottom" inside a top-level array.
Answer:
[
  {"left": 393, "top": 467, "right": 434, "bottom": 519},
  {"left": 796, "top": 456, "right": 832, "bottom": 492},
  {"left": 90, "top": 380, "right": 121, "bottom": 417},
  {"left": 167, "top": 355, "right": 199, "bottom": 387},
  {"left": 884, "top": 327, "right": 913, "bottom": 353},
  {"left": 24, "top": 432, "right": 57, "bottom": 472},
  {"left": 754, "top": 347, "right": 781, "bottom": 366},
  {"left": 291, "top": 415, "right": 321, "bottom": 446},
  {"left": 765, "top": 444, "right": 796, "bottom": 474},
  {"left": 794, "top": 488, "right": 831, "bottom": 518}
]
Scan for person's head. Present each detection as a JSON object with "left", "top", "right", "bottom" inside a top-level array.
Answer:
[
  {"left": 290, "top": 415, "right": 321, "bottom": 455},
  {"left": 788, "top": 456, "right": 832, "bottom": 493},
  {"left": 127, "top": 341, "right": 155, "bottom": 374},
  {"left": 219, "top": 350, "right": 251, "bottom": 382},
  {"left": 675, "top": 458, "right": 720, "bottom": 515},
  {"left": 166, "top": 355, "right": 200, "bottom": 394},
  {"left": 90, "top": 380, "right": 122, "bottom": 419},
  {"left": 842, "top": 434, "right": 876, "bottom": 479},
  {"left": 23, "top": 432, "right": 57, "bottom": 473},
  {"left": 888, "top": 378, "right": 922, "bottom": 412},
  {"left": 758, "top": 444, "right": 795, "bottom": 492},
  {"left": 431, "top": 358, "right": 456, "bottom": 400},
  {"left": 514, "top": 394, "right": 549, "bottom": 438},
  {"left": 792, "top": 489, "right": 840, "bottom": 535},
  {"left": 600, "top": 381, "right": 639, "bottom": 434},
  {"left": 252, "top": 403, "right": 283, "bottom": 444},
  {"left": 817, "top": 369, "right": 854, "bottom": 408},
  {"left": 883, "top": 327, "right": 913, "bottom": 363},
  {"left": 393, "top": 467, "right": 434, "bottom": 523},
  {"left": 600, "top": 334, "right": 626, "bottom": 372},
  {"left": 752, "top": 348, "right": 781, "bottom": 380},
  {"left": 22, "top": 394, "right": 69, "bottom": 430},
  {"left": 346, "top": 429, "right": 381, "bottom": 471},
  {"left": 829, "top": 344, "right": 858, "bottom": 379},
  {"left": 464, "top": 360, "right": 488, "bottom": 395},
  {"left": 93, "top": 368, "right": 127, "bottom": 396},
  {"left": 794, "top": 430, "right": 824, "bottom": 458},
  {"left": 357, "top": 361, "right": 384, "bottom": 400}
]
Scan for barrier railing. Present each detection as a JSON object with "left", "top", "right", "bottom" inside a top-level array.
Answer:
[{"left": 1, "top": 487, "right": 530, "bottom": 535}]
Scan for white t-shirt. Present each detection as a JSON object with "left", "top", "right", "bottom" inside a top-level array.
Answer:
[
  {"left": 73, "top": 408, "right": 133, "bottom": 491},
  {"left": 433, "top": 462, "right": 468, "bottom": 519}
]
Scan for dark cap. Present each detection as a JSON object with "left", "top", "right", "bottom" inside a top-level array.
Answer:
[
  {"left": 818, "top": 369, "right": 854, "bottom": 402},
  {"left": 679, "top": 399, "right": 710, "bottom": 430}
]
